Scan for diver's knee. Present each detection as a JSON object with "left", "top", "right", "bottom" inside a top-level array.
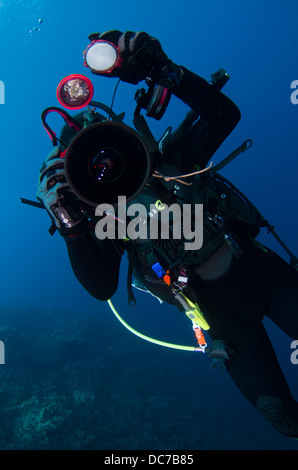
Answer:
[{"left": 257, "top": 395, "right": 298, "bottom": 439}]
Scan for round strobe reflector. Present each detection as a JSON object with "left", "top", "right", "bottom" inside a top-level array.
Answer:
[
  {"left": 57, "top": 74, "right": 94, "bottom": 110},
  {"left": 85, "top": 41, "right": 120, "bottom": 73}
]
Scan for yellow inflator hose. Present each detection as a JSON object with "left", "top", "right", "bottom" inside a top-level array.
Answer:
[{"left": 107, "top": 299, "right": 204, "bottom": 352}]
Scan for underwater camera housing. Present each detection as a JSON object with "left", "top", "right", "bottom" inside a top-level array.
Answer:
[
  {"left": 48, "top": 66, "right": 230, "bottom": 210},
  {"left": 44, "top": 71, "right": 154, "bottom": 209},
  {"left": 64, "top": 120, "right": 152, "bottom": 207}
]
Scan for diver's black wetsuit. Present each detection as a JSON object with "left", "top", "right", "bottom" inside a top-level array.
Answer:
[{"left": 64, "top": 67, "right": 298, "bottom": 438}]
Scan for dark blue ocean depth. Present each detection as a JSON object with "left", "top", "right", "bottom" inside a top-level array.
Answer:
[{"left": 0, "top": 0, "right": 297, "bottom": 450}]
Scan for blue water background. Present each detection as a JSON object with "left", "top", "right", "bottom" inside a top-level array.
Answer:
[{"left": 0, "top": 0, "right": 297, "bottom": 450}]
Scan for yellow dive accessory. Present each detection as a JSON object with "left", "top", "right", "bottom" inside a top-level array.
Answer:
[
  {"left": 107, "top": 299, "right": 207, "bottom": 353},
  {"left": 182, "top": 295, "right": 210, "bottom": 331},
  {"left": 174, "top": 292, "right": 210, "bottom": 330}
]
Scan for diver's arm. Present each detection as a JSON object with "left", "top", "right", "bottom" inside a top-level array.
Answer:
[
  {"left": 85, "top": 31, "right": 240, "bottom": 168},
  {"left": 85, "top": 30, "right": 240, "bottom": 133},
  {"left": 64, "top": 234, "right": 122, "bottom": 301},
  {"left": 37, "top": 147, "right": 121, "bottom": 301},
  {"left": 172, "top": 66, "right": 241, "bottom": 124},
  {"left": 169, "top": 67, "right": 241, "bottom": 168}
]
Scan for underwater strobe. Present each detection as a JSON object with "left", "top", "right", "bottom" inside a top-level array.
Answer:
[
  {"left": 64, "top": 121, "right": 152, "bottom": 207},
  {"left": 56, "top": 74, "right": 94, "bottom": 109},
  {"left": 83, "top": 40, "right": 123, "bottom": 74}
]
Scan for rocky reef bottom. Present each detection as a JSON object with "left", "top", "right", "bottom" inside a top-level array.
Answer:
[{"left": 0, "top": 304, "right": 296, "bottom": 450}]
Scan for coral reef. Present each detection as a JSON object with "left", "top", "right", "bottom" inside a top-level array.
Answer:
[{"left": 0, "top": 304, "right": 296, "bottom": 450}]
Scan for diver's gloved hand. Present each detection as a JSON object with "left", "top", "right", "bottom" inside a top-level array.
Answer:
[
  {"left": 36, "top": 146, "right": 86, "bottom": 236},
  {"left": 87, "top": 30, "right": 182, "bottom": 86}
]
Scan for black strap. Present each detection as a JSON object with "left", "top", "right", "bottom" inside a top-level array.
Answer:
[
  {"left": 126, "top": 244, "right": 137, "bottom": 307},
  {"left": 20, "top": 198, "right": 43, "bottom": 209},
  {"left": 133, "top": 114, "right": 159, "bottom": 154},
  {"left": 204, "top": 139, "right": 252, "bottom": 175}
]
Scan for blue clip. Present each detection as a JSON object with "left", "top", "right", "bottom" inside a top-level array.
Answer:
[{"left": 152, "top": 262, "right": 165, "bottom": 278}]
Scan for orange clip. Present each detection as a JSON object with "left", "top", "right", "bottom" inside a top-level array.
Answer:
[
  {"left": 163, "top": 270, "right": 171, "bottom": 286},
  {"left": 194, "top": 327, "right": 207, "bottom": 349}
]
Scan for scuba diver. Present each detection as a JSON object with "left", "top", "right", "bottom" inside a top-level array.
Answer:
[{"left": 36, "top": 30, "right": 298, "bottom": 438}]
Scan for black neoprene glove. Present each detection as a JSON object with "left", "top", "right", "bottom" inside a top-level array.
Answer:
[
  {"left": 86, "top": 30, "right": 176, "bottom": 85},
  {"left": 37, "top": 146, "right": 87, "bottom": 237}
]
